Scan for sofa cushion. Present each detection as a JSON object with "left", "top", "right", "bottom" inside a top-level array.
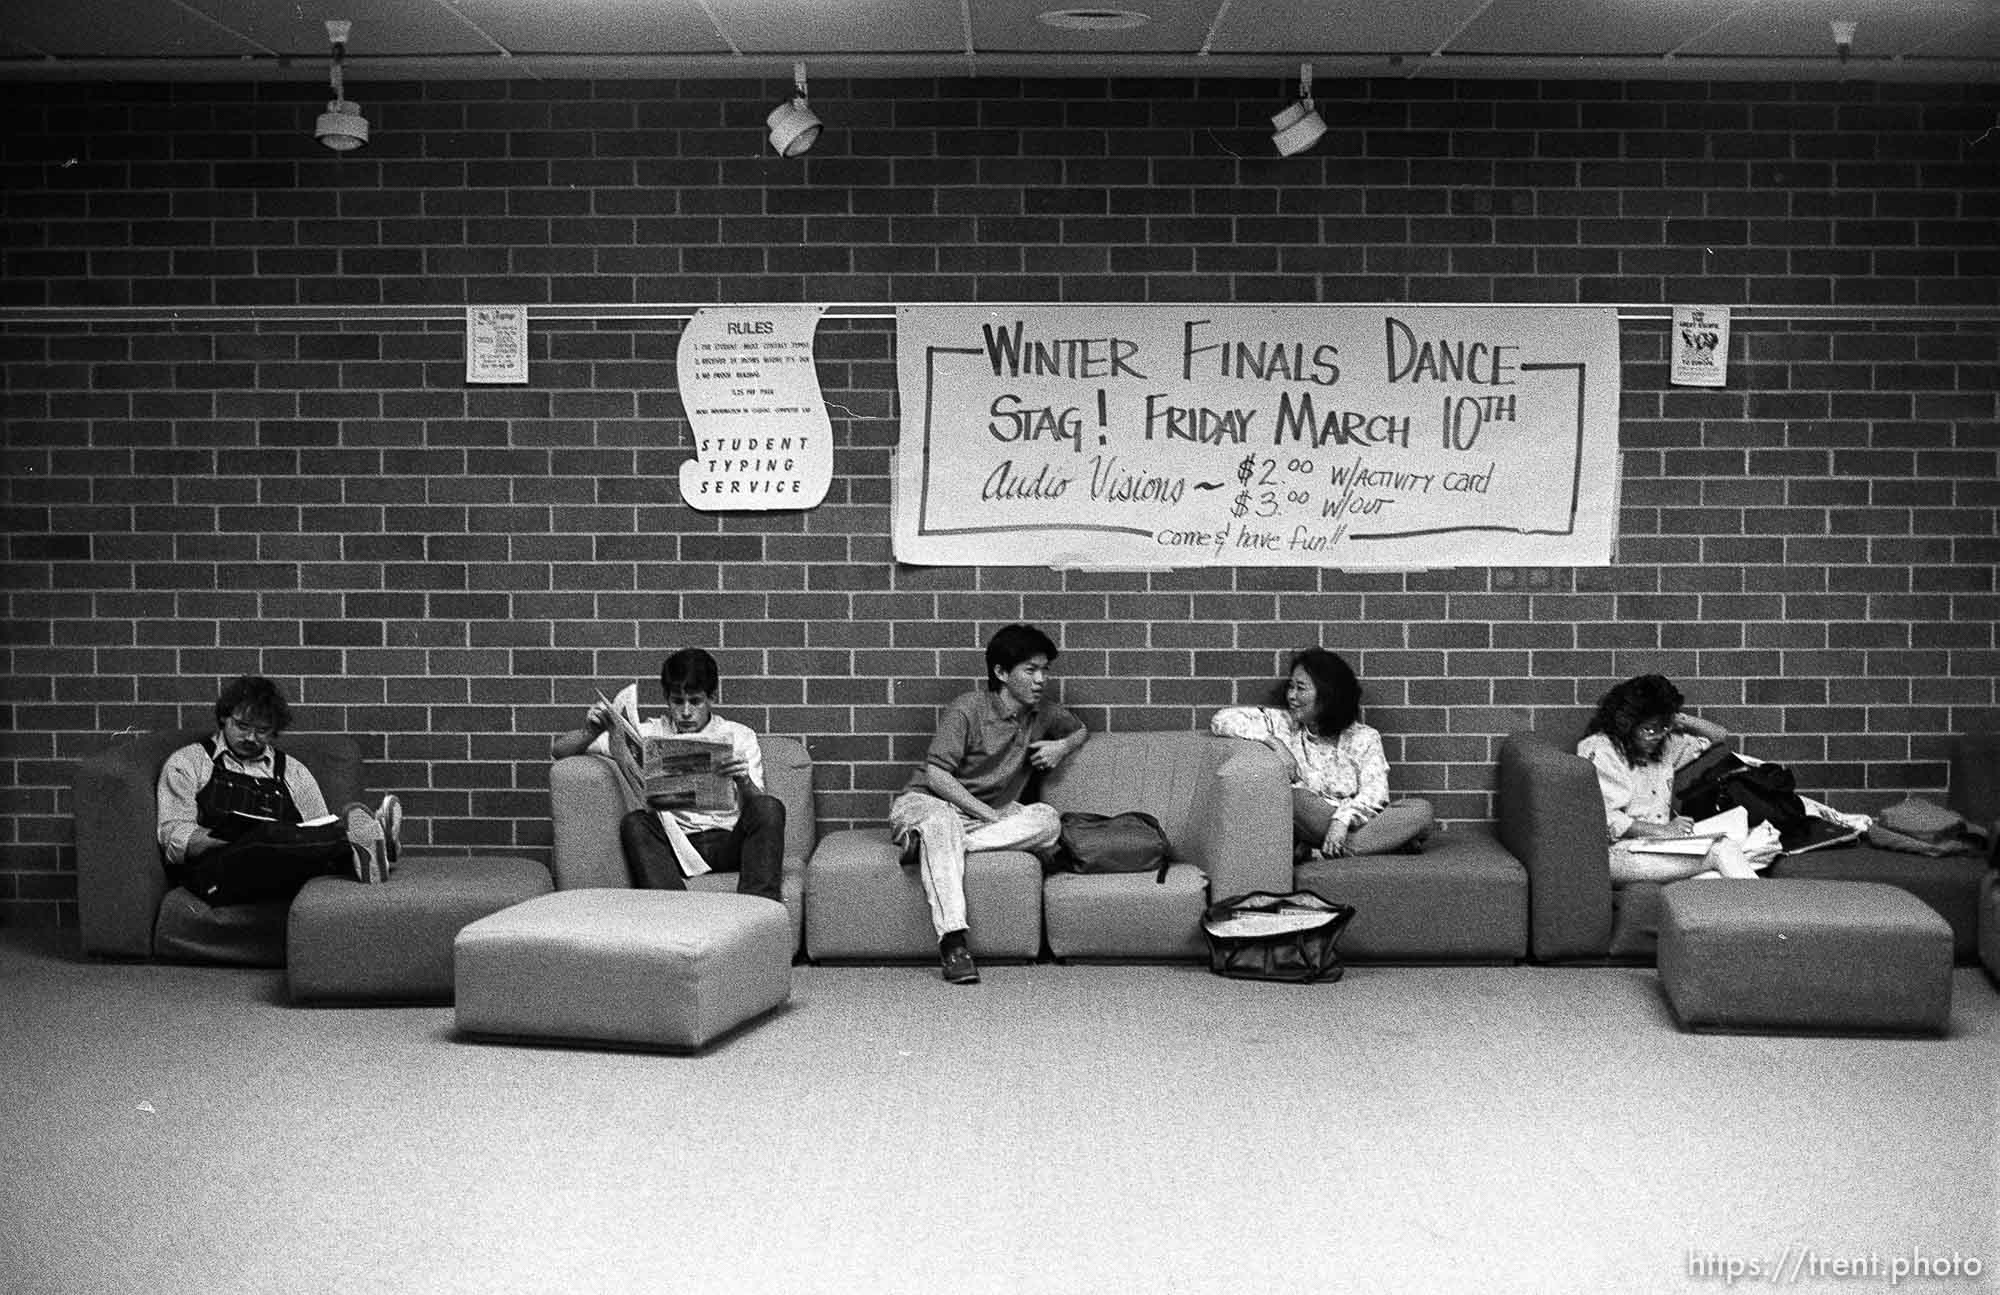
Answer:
[
  {"left": 1768, "top": 845, "right": 1987, "bottom": 963},
  {"left": 1043, "top": 864, "right": 1208, "bottom": 960},
  {"left": 1606, "top": 882, "right": 1669, "bottom": 962},
  {"left": 152, "top": 888, "right": 290, "bottom": 966},
  {"left": 803, "top": 829, "right": 1041, "bottom": 961},
  {"left": 1294, "top": 823, "right": 1527, "bottom": 962}
]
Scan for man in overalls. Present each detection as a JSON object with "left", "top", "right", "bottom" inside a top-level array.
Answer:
[{"left": 156, "top": 675, "right": 402, "bottom": 906}]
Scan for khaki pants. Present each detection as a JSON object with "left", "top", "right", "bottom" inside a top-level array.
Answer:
[
  {"left": 888, "top": 792, "right": 1061, "bottom": 939},
  {"left": 1293, "top": 790, "right": 1435, "bottom": 856}
]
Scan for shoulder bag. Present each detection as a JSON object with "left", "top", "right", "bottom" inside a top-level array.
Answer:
[{"left": 1202, "top": 890, "right": 1356, "bottom": 984}]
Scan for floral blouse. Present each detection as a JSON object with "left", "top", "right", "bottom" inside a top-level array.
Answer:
[
  {"left": 1576, "top": 730, "right": 1711, "bottom": 843},
  {"left": 1210, "top": 705, "right": 1389, "bottom": 829}
]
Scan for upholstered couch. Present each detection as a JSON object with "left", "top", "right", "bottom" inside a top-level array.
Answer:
[
  {"left": 803, "top": 731, "right": 1292, "bottom": 961},
  {"left": 547, "top": 736, "right": 817, "bottom": 951},
  {"left": 73, "top": 728, "right": 552, "bottom": 988},
  {"left": 1497, "top": 730, "right": 1999, "bottom": 964},
  {"left": 75, "top": 728, "right": 370, "bottom": 965}
]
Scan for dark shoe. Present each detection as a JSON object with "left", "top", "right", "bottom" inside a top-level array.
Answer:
[{"left": 940, "top": 941, "right": 979, "bottom": 985}]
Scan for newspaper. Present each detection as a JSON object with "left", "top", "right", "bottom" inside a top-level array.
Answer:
[{"left": 599, "top": 689, "right": 736, "bottom": 813}]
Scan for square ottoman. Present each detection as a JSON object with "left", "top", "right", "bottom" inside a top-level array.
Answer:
[
  {"left": 454, "top": 889, "right": 792, "bottom": 1051},
  {"left": 1658, "top": 879, "right": 1953, "bottom": 1034},
  {"left": 288, "top": 855, "right": 552, "bottom": 1004}
]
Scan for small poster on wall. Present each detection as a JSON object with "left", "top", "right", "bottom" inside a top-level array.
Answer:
[
  {"left": 676, "top": 305, "right": 833, "bottom": 511},
  {"left": 1670, "top": 305, "right": 1730, "bottom": 388},
  {"left": 893, "top": 304, "right": 1621, "bottom": 569},
  {"left": 465, "top": 306, "right": 529, "bottom": 384}
]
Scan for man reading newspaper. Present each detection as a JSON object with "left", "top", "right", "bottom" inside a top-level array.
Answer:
[{"left": 551, "top": 648, "right": 785, "bottom": 902}]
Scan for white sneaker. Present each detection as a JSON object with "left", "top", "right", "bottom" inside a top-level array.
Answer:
[
  {"left": 375, "top": 794, "right": 403, "bottom": 867},
  {"left": 344, "top": 803, "right": 388, "bottom": 883}
]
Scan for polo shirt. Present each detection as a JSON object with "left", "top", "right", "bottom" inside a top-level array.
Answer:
[{"left": 907, "top": 688, "right": 1083, "bottom": 809}]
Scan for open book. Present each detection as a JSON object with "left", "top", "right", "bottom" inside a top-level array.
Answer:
[
  {"left": 1625, "top": 807, "right": 1745, "bottom": 855},
  {"left": 599, "top": 687, "right": 737, "bottom": 813},
  {"left": 230, "top": 810, "right": 339, "bottom": 828}
]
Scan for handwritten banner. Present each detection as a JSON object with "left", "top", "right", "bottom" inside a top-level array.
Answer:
[
  {"left": 677, "top": 305, "right": 833, "bottom": 511},
  {"left": 893, "top": 304, "right": 1620, "bottom": 568}
]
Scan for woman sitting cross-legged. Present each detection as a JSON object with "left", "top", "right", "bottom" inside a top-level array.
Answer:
[
  {"left": 1577, "top": 673, "right": 1758, "bottom": 883},
  {"left": 1211, "top": 647, "right": 1433, "bottom": 861}
]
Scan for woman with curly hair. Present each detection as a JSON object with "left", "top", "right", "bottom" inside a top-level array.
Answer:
[
  {"left": 1211, "top": 647, "right": 1432, "bottom": 860},
  {"left": 1577, "top": 674, "right": 1756, "bottom": 883}
]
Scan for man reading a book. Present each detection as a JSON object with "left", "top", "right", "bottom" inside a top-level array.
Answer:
[
  {"left": 890, "top": 623, "right": 1089, "bottom": 984},
  {"left": 552, "top": 648, "right": 785, "bottom": 903},
  {"left": 156, "top": 675, "right": 403, "bottom": 906}
]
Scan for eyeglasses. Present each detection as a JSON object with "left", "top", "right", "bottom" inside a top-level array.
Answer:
[
  {"left": 225, "top": 714, "right": 277, "bottom": 741},
  {"left": 1634, "top": 719, "right": 1672, "bottom": 738}
]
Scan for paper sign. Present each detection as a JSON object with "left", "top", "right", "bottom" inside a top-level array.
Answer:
[
  {"left": 1671, "top": 305, "right": 1730, "bottom": 387},
  {"left": 676, "top": 306, "right": 833, "bottom": 511},
  {"left": 465, "top": 306, "right": 528, "bottom": 384},
  {"left": 894, "top": 304, "right": 1621, "bottom": 569}
]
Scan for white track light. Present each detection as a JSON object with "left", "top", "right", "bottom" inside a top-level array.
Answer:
[
  {"left": 1271, "top": 62, "right": 1326, "bottom": 157},
  {"left": 767, "top": 62, "right": 822, "bottom": 157},
  {"left": 315, "top": 19, "right": 369, "bottom": 151}
]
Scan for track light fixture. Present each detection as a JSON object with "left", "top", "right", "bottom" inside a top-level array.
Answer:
[
  {"left": 315, "top": 19, "right": 369, "bottom": 151},
  {"left": 766, "top": 61, "right": 822, "bottom": 157},
  {"left": 1271, "top": 61, "right": 1326, "bottom": 157}
]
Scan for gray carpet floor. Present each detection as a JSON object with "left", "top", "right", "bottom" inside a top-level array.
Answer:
[{"left": 1, "top": 930, "right": 1994, "bottom": 1295}]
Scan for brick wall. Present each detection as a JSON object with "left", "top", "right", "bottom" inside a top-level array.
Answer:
[{"left": 3, "top": 75, "right": 1996, "bottom": 927}]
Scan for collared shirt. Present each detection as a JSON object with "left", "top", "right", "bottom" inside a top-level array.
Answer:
[
  {"left": 1210, "top": 705, "right": 1391, "bottom": 829},
  {"left": 1577, "top": 730, "right": 1711, "bottom": 841},
  {"left": 588, "top": 713, "right": 762, "bottom": 835},
  {"left": 908, "top": 688, "right": 1084, "bottom": 810},
  {"left": 155, "top": 734, "right": 330, "bottom": 866}
]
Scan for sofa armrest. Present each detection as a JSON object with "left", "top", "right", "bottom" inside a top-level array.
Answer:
[
  {"left": 550, "top": 755, "right": 639, "bottom": 890},
  {"left": 1186, "top": 739, "right": 1293, "bottom": 901},
  {"left": 73, "top": 733, "right": 185, "bottom": 957},
  {"left": 760, "top": 736, "right": 818, "bottom": 866},
  {"left": 1496, "top": 731, "right": 1614, "bottom": 961},
  {"left": 1948, "top": 732, "right": 2000, "bottom": 830}
]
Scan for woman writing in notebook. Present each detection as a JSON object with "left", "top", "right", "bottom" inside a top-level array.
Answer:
[{"left": 1577, "top": 674, "right": 1757, "bottom": 883}]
